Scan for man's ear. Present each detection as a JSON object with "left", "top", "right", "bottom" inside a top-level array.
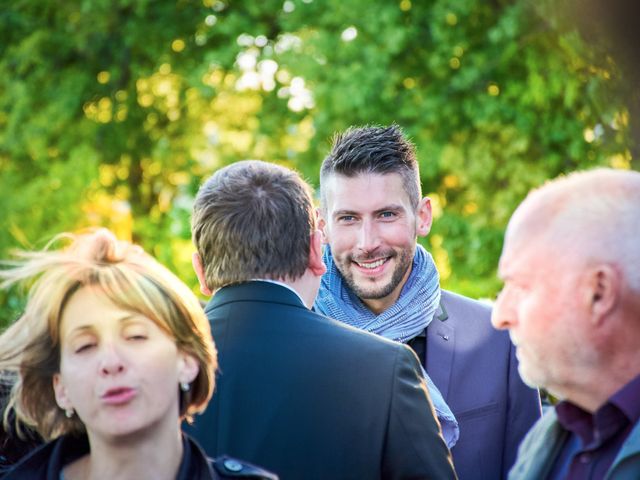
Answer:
[
  {"left": 416, "top": 197, "right": 433, "bottom": 237},
  {"left": 308, "top": 229, "right": 327, "bottom": 277},
  {"left": 316, "top": 208, "right": 329, "bottom": 244},
  {"left": 53, "top": 373, "right": 72, "bottom": 411},
  {"left": 586, "top": 264, "right": 619, "bottom": 325},
  {"left": 192, "top": 252, "right": 213, "bottom": 296}
]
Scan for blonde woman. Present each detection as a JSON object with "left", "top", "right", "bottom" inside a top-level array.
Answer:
[{"left": 0, "top": 229, "right": 276, "bottom": 480}]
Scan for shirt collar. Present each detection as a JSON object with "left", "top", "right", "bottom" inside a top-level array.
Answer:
[
  {"left": 555, "top": 373, "right": 640, "bottom": 447},
  {"left": 609, "top": 372, "right": 640, "bottom": 425},
  {"left": 249, "top": 279, "right": 307, "bottom": 307}
]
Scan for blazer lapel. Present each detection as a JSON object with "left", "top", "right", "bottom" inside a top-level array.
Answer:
[
  {"left": 509, "top": 410, "right": 569, "bottom": 479},
  {"left": 426, "top": 301, "right": 455, "bottom": 401},
  {"left": 610, "top": 419, "right": 640, "bottom": 477}
]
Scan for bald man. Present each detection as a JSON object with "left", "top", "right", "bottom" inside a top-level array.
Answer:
[{"left": 492, "top": 168, "right": 640, "bottom": 479}]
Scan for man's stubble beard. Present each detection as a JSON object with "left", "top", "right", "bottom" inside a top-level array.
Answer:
[{"left": 338, "top": 247, "right": 414, "bottom": 301}]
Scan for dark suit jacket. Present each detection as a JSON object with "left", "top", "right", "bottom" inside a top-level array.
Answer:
[
  {"left": 184, "top": 281, "right": 456, "bottom": 480},
  {"left": 422, "top": 290, "right": 541, "bottom": 480}
]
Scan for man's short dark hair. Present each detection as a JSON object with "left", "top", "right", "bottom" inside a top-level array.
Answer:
[
  {"left": 192, "top": 160, "right": 316, "bottom": 291},
  {"left": 320, "top": 124, "right": 422, "bottom": 210}
]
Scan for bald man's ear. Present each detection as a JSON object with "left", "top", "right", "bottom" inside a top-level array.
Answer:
[
  {"left": 308, "top": 230, "right": 327, "bottom": 277},
  {"left": 416, "top": 197, "right": 433, "bottom": 237},
  {"left": 587, "top": 264, "right": 619, "bottom": 325},
  {"left": 192, "top": 252, "right": 213, "bottom": 296}
]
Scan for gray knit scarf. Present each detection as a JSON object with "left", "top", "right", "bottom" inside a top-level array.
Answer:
[{"left": 314, "top": 244, "right": 459, "bottom": 447}]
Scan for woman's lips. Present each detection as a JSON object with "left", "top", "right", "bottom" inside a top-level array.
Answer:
[{"left": 101, "top": 387, "right": 137, "bottom": 405}]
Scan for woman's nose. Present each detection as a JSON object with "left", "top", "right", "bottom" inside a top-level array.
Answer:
[{"left": 98, "top": 343, "right": 126, "bottom": 376}]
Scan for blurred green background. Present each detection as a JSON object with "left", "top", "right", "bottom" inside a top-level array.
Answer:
[{"left": 1, "top": 0, "right": 636, "bottom": 325}]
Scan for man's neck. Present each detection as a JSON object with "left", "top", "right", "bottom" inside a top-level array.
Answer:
[
  {"left": 251, "top": 279, "right": 308, "bottom": 307},
  {"left": 552, "top": 364, "right": 640, "bottom": 413},
  {"left": 361, "top": 295, "right": 400, "bottom": 315},
  {"left": 253, "top": 270, "right": 320, "bottom": 309}
]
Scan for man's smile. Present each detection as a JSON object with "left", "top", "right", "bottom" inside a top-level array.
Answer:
[{"left": 353, "top": 257, "right": 388, "bottom": 270}]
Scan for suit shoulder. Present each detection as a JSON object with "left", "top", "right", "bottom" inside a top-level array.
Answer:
[
  {"left": 440, "top": 289, "right": 492, "bottom": 316},
  {"left": 211, "top": 456, "right": 279, "bottom": 479},
  {"left": 521, "top": 408, "right": 559, "bottom": 445}
]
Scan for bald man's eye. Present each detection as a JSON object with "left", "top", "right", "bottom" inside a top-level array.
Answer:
[{"left": 379, "top": 211, "right": 397, "bottom": 219}]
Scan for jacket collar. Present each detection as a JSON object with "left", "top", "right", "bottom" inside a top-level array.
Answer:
[
  {"left": 508, "top": 409, "right": 569, "bottom": 479},
  {"left": 434, "top": 298, "right": 449, "bottom": 322},
  {"left": 205, "top": 281, "right": 307, "bottom": 315}
]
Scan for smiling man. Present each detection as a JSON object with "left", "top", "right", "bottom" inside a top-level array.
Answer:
[
  {"left": 493, "top": 168, "right": 640, "bottom": 479},
  {"left": 315, "top": 124, "right": 541, "bottom": 480}
]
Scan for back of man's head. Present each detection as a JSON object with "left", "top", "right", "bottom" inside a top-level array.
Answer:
[
  {"left": 320, "top": 124, "right": 422, "bottom": 211},
  {"left": 192, "top": 160, "right": 316, "bottom": 291}
]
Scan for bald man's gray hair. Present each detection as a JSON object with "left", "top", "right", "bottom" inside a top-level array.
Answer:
[{"left": 522, "top": 168, "right": 640, "bottom": 292}]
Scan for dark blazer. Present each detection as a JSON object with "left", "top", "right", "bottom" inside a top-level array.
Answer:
[
  {"left": 0, "top": 382, "right": 42, "bottom": 472},
  {"left": 422, "top": 290, "right": 541, "bottom": 480},
  {"left": 0, "top": 433, "right": 277, "bottom": 480},
  {"left": 185, "top": 281, "right": 456, "bottom": 480}
]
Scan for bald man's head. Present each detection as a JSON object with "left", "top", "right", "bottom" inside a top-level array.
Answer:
[{"left": 505, "top": 168, "right": 640, "bottom": 291}]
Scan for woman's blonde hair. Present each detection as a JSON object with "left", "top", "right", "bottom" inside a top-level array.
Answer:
[{"left": 0, "top": 229, "right": 216, "bottom": 440}]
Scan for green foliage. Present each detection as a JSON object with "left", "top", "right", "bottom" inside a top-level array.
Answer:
[{"left": 0, "top": 0, "right": 634, "bottom": 325}]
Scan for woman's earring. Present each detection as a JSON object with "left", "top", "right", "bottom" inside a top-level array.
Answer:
[
  {"left": 65, "top": 407, "right": 75, "bottom": 418},
  {"left": 180, "top": 382, "right": 191, "bottom": 392}
]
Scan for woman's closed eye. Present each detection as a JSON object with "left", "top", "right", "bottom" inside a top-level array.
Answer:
[
  {"left": 74, "top": 342, "right": 96, "bottom": 354},
  {"left": 127, "top": 334, "right": 148, "bottom": 341},
  {"left": 122, "top": 323, "right": 150, "bottom": 341}
]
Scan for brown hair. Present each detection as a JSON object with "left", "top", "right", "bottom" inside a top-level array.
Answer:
[
  {"left": 192, "top": 160, "right": 316, "bottom": 291},
  {"left": 0, "top": 229, "right": 216, "bottom": 440}
]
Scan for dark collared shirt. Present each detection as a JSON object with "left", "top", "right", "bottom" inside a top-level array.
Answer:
[
  {"left": 548, "top": 373, "right": 640, "bottom": 479},
  {"left": 406, "top": 328, "right": 427, "bottom": 368}
]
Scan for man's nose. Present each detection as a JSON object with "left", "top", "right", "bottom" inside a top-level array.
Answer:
[
  {"left": 357, "top": 219, "right": 381, "bottom": 252},
  {"left": 491, "top": 291, "right": 513, "bottom": 331}
]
